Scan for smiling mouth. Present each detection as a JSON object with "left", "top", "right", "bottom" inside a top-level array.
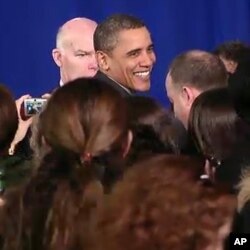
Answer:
[{"left": 133, "top": 71, "right": 151, "bottom": 79}]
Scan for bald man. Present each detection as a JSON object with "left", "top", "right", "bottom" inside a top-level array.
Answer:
[
  {"left": 52, "top": 17, "right": 98, "bottom": 86},
  {"left": 165, "top": 50, "right": 228, "bottom": 129},
  {"left": 13, "top": 18, "right": 98, "bottom": 157}
]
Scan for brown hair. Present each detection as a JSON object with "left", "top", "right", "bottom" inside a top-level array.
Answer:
[
  {"left": 169, "top": 50, "right": 228, "bottom": 91},
  {"left": 94, "top": 155, "right": 235, "bottom": 250},
  {"left": 2, "top": 78, "right": 129, "bottom": 250},
  {"left": 214, "top": 40, "right": 249, "bottom": 62},
  {"left": 0, "top": 84, "right": 18, "bottom": 154},
  {"left": 126, "top": 96, "right": 186, "bottom": 164},
  {"left": 188, "top": 87, "right": 250, "bottom": 161}
]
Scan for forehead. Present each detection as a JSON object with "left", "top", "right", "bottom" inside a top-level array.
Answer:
[
  {"left": 113, "top": 27, "right": 153, "bottom": 52},
  {"left": 63, "top": 31, "right": 95, "bottom": 51},
  {"left": 166, "top": 74, "right": 179, "bottom": 96}
]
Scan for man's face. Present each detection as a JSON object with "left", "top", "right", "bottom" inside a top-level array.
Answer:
[
  {"left": 60, "top": 32, "right": 98, "bottom": 83},
  {"left": 105, "top": 27, "right": 156, "bottom": 91},
  {"left": 165, "top": 73, "right": 189, "bottom": 128}
]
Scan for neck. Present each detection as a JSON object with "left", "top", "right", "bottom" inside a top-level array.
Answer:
[{"left": 100, "top": 71, "right": 132, "bottom": 93}]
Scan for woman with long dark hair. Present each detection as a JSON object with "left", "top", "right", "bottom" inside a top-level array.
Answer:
[{"left": 1, "top": 78, "right": 132, "bottom": 250}]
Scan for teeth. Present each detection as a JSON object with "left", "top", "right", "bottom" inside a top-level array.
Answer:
[{"left": 134, "top": 71, "right": 150, "bottom": 77}]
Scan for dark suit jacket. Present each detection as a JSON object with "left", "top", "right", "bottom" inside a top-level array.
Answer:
[{"left": 94, "top": 71, "right": 134, "bottom": 97}]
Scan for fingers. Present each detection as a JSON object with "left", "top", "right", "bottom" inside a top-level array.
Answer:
[
  {"left": 16, "top": 94, "right": 31, "bottom": 107},
  {"left": 41, "top": 93, "right": 51, "bottom": 99},
  {"left": 15, "top": 95, "right": 31, "bottom": 117}
]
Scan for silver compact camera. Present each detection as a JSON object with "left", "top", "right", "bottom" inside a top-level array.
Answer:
[{"left": 24, "top": 98, "right": 47, "bottom": 116}]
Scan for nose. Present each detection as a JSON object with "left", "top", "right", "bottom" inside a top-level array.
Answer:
[{"left": 88, "top": 54, "right": 98, "bottom": 71}]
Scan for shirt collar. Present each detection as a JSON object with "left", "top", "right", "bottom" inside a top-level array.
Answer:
[
  {"left": 59, "top": 79, "right": 64, "bottom": 86},
  {"left": 106, "top": 75, "right": 132, "bottom": 95}
]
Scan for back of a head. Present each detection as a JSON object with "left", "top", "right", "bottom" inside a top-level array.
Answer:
[
  {"left": 40, "top": 78, "right": 128, "bottom": 158},
  {"left": 188, "top": 88, "right": 247, "bottom": 161},
  {"left": 214, "top": 40, "right": 249, "bottom": 62},
  {"left": 126, "top": 96, "right": 186, "bottom": 157},
  {"left": 94, "top": 155, "right": 235, "bottom": 250},
  {"left": 126, "top": 96, "right": 165, "bottom": 126},
  {"left": 94, "top": 14, "right": 145, "bottom": 53},
  {"left": 169, "top": 50, "right": 228, "bottom": 91},
  {"left": 0, "top": 85, "right": 18, "bottom": 154},
  {"left": 12, "top": 78, "right": 129, "bottom": 250},
  {"left": 228, "top": 49, "right": 250, "bottom": 124}
]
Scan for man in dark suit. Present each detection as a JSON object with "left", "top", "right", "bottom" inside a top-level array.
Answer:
[
  {"left": 93, "top": 14, "right": 156, "bottom": 97},
  {"left": 13, "top": 17, "right": 98, "bottom": 158},
  {"left": 165, "top": 50, "right": 228, "bottom": 156}
]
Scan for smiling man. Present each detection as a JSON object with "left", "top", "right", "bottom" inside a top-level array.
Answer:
[{"left": 94, "top": 14, "right": 156, "bottom": 96}]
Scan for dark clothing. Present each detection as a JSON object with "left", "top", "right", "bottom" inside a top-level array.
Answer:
[
  {"left": 217, "top": 138, "right": 250, "bottom": 192},
  {"left": 94, "top": 71, "right": 134, "bottom": 97},
  {"left": 181, "top": 133, "right": 200, "bottom": 156},
  {"left": 0, "top": 155, "right": 32, "bottom": 250},
  {"left": 217, "top": 158, "right": 249, "bottom": 192},
  {"left": 231, "top": 201, "right": 250, "bottom": 234},
  {"left": 0, "top": 155, "right": 31, "bottom": 195},
  {"left": 15, "top": 128, "right": 33, "bottom": 159},
  {"left": 223, "top": 143, "right": 250, "bottom": 249},
  {"left": 224, "top": 197, "right": 250, "bottom": 249}
]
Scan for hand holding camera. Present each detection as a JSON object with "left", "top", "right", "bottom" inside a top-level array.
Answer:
[{"left": 9, "top": 96, "right": 47, "bottom": 155}]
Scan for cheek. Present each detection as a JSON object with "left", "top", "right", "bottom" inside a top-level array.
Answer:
[
  {"left": 173, "top": 103, "right": 181, "bottom": 117},
  {"left": 124, "top": 60, "right": 139, "bottom": 77},
  {"left": 113, "top": 60, "right": 131, "bottom": 77},
  {"left": 172, "top": 97, "right": 182, "bottom": 114},
  {"left": 62, "top": 56, "right": 76, "bottom": 69},
  {"left": 174, "top": 102, "right": 187, "bottom": 122},
  {"left": 69, "top": 58, "right": 87, "bottom": 72},
  {"left": 150, "top": 53, "right": 156, "bottom": 63}
]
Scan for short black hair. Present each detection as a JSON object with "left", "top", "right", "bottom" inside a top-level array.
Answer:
[
  {"left": 228, "top": 70, "right": 250, "bottom": 124},
  {"left": 214, "top": 41, "right": 249, "bottom": 63},
  {"left": 94, "top": 14, "right": 146, "bottom": 53}
]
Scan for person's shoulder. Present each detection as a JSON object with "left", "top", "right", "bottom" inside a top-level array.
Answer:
[
  {"left": 94, "top": 71, "right": 132, "bottom": 97},
  {"left": 0, "top": 155, "right": 33, "bottom": 193}
]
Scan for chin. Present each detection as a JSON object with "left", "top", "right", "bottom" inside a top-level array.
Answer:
[{"left": 135, "top": 83, "right": 150, "bottom": 92}]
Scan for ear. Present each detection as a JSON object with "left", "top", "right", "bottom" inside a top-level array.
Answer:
[
  {"left": 52, "top": 48, "right": 62, "bottom": 67},
  {"left": 228, "top": 60, "right": 238, "bottom": 73},
  {"left": 181, "top": 86, "right": 195, "bottom": 108},
  {"left": 96, "top": 51, "right": 110, "bottom": 71},
  {"left": 122, "top": 130, "right": 133, "bottom": 158}
]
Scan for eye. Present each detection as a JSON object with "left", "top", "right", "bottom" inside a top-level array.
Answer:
[
  {"left": 127, "top": 50, "right": 140, "bottom": 58},
  {"left": 76, "top": 53, "right": 87, "bottom": 58},
  {"left": 147, "top": 45, "right": 154, "bottom": 53}
]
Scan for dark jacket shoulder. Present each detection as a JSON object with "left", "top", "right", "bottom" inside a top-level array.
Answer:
[
  {"left": 94, "top": 71, "right": 133, "bottom": 97},
  {"left": 0, "top": 155, "right": 32, "bottom": 194}
]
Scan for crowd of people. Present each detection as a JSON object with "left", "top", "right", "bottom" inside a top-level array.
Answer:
[{"left": 1, "top": 13, "right": 250, "bottom": 249}]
